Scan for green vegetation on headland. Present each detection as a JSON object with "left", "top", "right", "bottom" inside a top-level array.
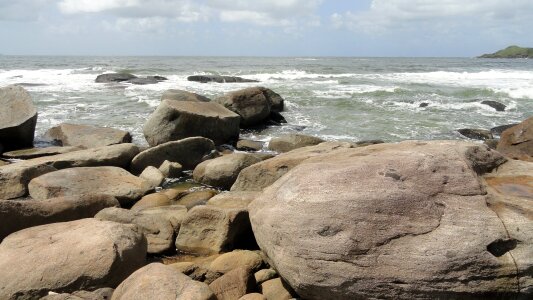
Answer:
[{"left": 479, "top": 45, "right": 533, "bottom": 58}]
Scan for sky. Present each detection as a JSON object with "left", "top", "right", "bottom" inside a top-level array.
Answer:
[{"left": 0, "top": 0, "right": 532, "bottom": 57}]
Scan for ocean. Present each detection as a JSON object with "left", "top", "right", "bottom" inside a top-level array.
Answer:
[{"left": 1, "top": 56, "right": 532, "bottom": 146}]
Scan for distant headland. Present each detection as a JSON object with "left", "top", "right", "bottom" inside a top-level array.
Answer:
[{"left": 479, "top": 45, "right": 533, "bottom": 58}]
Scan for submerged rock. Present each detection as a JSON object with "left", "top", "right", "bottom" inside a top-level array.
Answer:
[
  {"left": 45, "top": 123, "right": 132, "bottom": 149},
  {"left": 481, "top": 100, "right": 506, "bottom": 111},
  {"left": 95, "top": 73, "right": 136, "bottom": 83},
  {"left": 0, "top": 85, "right": 38, "bottom": 151},
  {"left": 457, "top": 128, "right": 493, "bottom": 140},
  {"left": 188, "top": 75, "right": 258, "bottom": 83}
]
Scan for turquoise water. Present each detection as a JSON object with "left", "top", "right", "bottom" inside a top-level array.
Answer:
[{"left": 1, "top": 56, "right": 532, "bottom": 145}]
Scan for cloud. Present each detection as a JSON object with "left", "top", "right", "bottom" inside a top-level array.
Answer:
[
  {"left": 0, "top": 0, "right": 54, "bottom": 21},
  {"left": 332, "top": 0, "right": 533, "bottom": 34}
]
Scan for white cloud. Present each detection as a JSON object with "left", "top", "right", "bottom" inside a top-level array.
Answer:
[
  {"left": 0, "top": 0, "right": 54, "bottom": 21},
  {"left": 58, "top": 0, "right": 138, "bottom": 14}
]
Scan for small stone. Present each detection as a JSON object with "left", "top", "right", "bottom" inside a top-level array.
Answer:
[
  {"left": 140, "top": 166, "right": 165, "bottom": 188},
  {"left": 254, "top": 269, "right": 278, "bottom": 285},
  {"left": 159, "top": 160, "right": 183, "bottom": 178}
]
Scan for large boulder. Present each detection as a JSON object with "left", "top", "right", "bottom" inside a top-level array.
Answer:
[
  {"left": 2, "top": 146, "right": 83, "bottom": 159},
  {"left": 207, "top": 191, "right": 260, "bottom": 210},
  {"left": 143, "top": 100, "right": 240, "bottom": 146},
  {"left": 188, "top": 75, "right": 258, "bottom": 83},
  {"left": 131, "top": 137, "right": 216, "bottom": 174},
  {"left": 457, "top": 128, "right": 493, "bottom": 140},
  {"left": 481, "top": 100, "right": 506, "bottom": 111},
  {"left": 0, "top": 219, "right": 147, "bottom": 299},
  {"left": 247, "top": 140, "right": 533, "bottom": 299},
  {"left": 0, "top": 143, "right": 140, "bottom": 199},
  {"left": 214, "top": 87, "right": 274, "bottom": 127},
  {"left": 0, "top": 194, "right": 119, "bottom": 241},
  {"left": 193, "top": 153, "right": 262, "bottom": 190},
  {"left": 45, "top": 123, "right": 132, "bottom": 149},
  {"left": 496, "top": 116, "right": 533, "bottom": 161},
  {"left": 0, "top": 85, "right": 38, "bottom": 150},
  {"left": 95, "top": 73, "right": 136, "bottom": 83},
  {"left": 161, "top": 89, "right": 211, "bottom": 102},
  {"left": 268, "top": 134, "right": 325, "bottom": 153},
  {"left": 111, "top": 263, "right": 215, "bottom": 300},
  {"left": 231, "top": 141, "right": 354, "bottom": 192},
  {"left": 28, "top": 166, "right": 152, "bottom": 206}
]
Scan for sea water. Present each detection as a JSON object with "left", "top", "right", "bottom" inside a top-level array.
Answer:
[{"left": 0, "top": 56, "right": 532, "bottom": 146}]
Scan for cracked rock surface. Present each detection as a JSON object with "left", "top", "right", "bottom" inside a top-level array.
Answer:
[{"left": 249, "top": 140, "right": 532, "bottom": 299}]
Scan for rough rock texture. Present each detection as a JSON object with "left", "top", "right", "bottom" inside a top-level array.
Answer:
[
  {"left": 497, "top": 116, "right": 533, "bottom": 161},
  {"left": 248, "top": 140, "right": 531, "bottom": 299},
  {"left": 260, "top": 278, "right": 297, "bottom": 300},
  {"left": 0, "top": 219, "right": 146, "bottom": 299},
  {"left": 161, "top": 89, "right": 211, "bottom": 102},
  {"left": 0, "top": 143, "right": 140, "bottom": 199},
  {"left": 239, "top": 293, "right": 266, "bottom": 300},
  {"left": 130, "top": 193, "right": 171, "bottom": 211},
  {"left": 45, "top": 123, "right": 132, "bottom": 149},
  {"left": 159, "top": 160, "right": 183, "bottom": 178},
  {"left": 2, "top": 146, "right": 83, "bottom": 159},
  {"left": 214, "top": 87, "right": 273, "bottom": 127},
  {"left": 28, "top": 166, "right": 152, "bottom": 206},
  {"left": 481, "top": 100, "right": 506, "bottom": 111},
  {"left": 95, "top": 207, "right": 175, "bottom": 254},
  {"left": 41, "top": 288, "right": 114, "bottom": 300},
  {"left": 143, "top": 100, "right": 240, "bottom": 146},
  {"left": 209, "top": 250, "right": 264, "bottom": 274},
  {"left": 175, "top": 206, "right": 255, "bottom": 255},
  {"left": 207, "top": 191, "right": 259, "bottom": 209},
  {"left": 174, "top": 190, "right": 218, "bottom": 209},
  {"left": 458, "top": 128, "right": 493, "bottom": 140},
  {"left": 168, "top": 254, "right": 224, "bottom": 284},
  {"left": 209, "top": 266, "right": 256, "bottom": 300},
  {"left": 188, "top": 75, "right": 258, "bottom": 83},
  {"left": 139, "top": 205, "right": 188, "bottom": 233},
  {"left": 139, "top": 166, "right": 165, "bottom": 188},
  {"left": 132, "top": 138, "right": 215, "bottom": 175},
  {"left": 0, "top": 194, "right": 119, "bottom": 241},
  {"left": 111, "top": 263, "right": 215, "bottom": 300},
  {"left": 193, "top": 153, "right": 262, "bottom": 190},
  {"left": 236, "top": 140, "right": 264, "bottom": 152},
  {"left": 254, "top": 269, "right": 278, "bottom": 285},
  {"left": 268, "top": 134, "right": 325, "bottom": 153},
  {"left": 0, "top": 85, "right": 38, "bottom": 150},
  {"left": 95, "top": 73, "right": 136, "bottom": 83},
  {"left": 231, "top": 141, "right": 354, "bottom": 192}
]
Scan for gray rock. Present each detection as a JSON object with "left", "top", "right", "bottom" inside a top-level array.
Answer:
[
  {"left": 214, "top": 87, "right": 272, "bottom": 127},
  {"left": 0, "top": 85, "right": 38, "bottom": 150},
  {"left": 236, "top": 140, "right": 264, "bottom": 152},
  {"left": 193, "top": 153, "right": 262, "bottom": 190},
  {"left": 481, "top": 100, "right": 506, "bottom": 111},
  {"left": 263, "top": 89, "right": 284, "bottom": 113},
  {"left": 127, "top": 77, "right": 162, "bottom": 85},
  {"left": 45, "top": 123, "right": 132, "bottom": 149},
  {"left": 188, "top": 75, "right": 258, "bottom": 83},
  {"left": 496, "top": 116, "right": 533, "bottom": 161},
  {"left": 2, "top": 146, "right": 83, "bottom": 159},
  {"left": 161, "top": 89, "right": 211, "bottom": 102},
  {"left": 0, "top": 194, "right": 119, "bottom": 242},
  {"left": 0, "top": 143, "right": 140, "bottom": 199},
  {"left": 0, "top": 219, "right": 146, "bottom": 299},
  {"left": 143, "top": 100, "right": 240, "bottom": 146},
  {"left": 490, "top": 123, "right": 519, "bottom": 136},
  {"left": 131, "top": 137, "right": 216, "bottom": 174},
  {"left": 28, "top": 166, "right": 152, "bottom": 206},
  {"left": 249, "top": 141, "right": 529, "bottom": 299},
  {"left": 268, "top": 134, "right": 325, "bottom": 153},
  {"left": 111, "top": 263, "right": 215, "bottom": 300},
  {"left": 159, "top": 160, "right": 183, "bottom": 178},
  {"left": 95, "top": 73, "right": 137, "bottom": 83},
  {"left": 458, "top": 128, "right": 493, "bottom": 140}
]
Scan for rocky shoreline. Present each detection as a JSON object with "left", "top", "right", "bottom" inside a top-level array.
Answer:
[{"left": 0, "top": 83, "right": 532, "bottom": 299}]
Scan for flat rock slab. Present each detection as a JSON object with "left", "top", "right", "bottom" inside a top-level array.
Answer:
[
  {"left": 45, "top": 123, "right": 132, "bottom": 149},
  {"left": 28, "top": 166, "right": 152, "bottom": 206},
  {"left": 188, "top": 75, "right": 258, "bottom": 83},
  {"left": 0, "top": 85, "right": 38, "bottom": 150},
  {"left": 2, "top": 146, "right": 83, "bottom": 159},
  {"left": 0, "top": 218, "right": 147, "bottom": 299}
]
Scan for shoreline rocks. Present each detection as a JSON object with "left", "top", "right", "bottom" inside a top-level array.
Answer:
[
  {"left": 0, "top": 85, "right": 38, "bottom": 151},
  {"left": 188, "top": 75, "right": 258, "bottom": 83},
  {"left": 45, "top": 123, "right": 132, "bottom": 149},
  {"left": 496, "top": 116, "right": 533, "bottom": 161}
]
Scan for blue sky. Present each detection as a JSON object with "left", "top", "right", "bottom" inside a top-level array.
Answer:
[{"left": 1, "top": 0, "right": 532, "bottom": 56}]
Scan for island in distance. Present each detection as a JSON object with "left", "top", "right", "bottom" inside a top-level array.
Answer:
[{"left": 479, "top": 45, "right": 533, "bottom": 58}]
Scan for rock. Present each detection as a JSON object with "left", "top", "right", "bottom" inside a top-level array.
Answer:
[
  {"left": 254, "top": 269, "right": 277, "bottom": 285},
  {"left": 131, "top": 137, "right": 216, "bottom": 174},
  {"left": 169, "top": 254, "right": 224, "bottom": 284},
  {"left": 260, "top": 278, "right": 297, "bottom": 300},
  {"left": 497, "top": 116, "right": 533, "bottom": 161},
  {"left": 214, "top": 87, "right": 272, "bottom": 127},
  {"left": 491, "top": 124, "right": 519, "bottom": 136},
  {"left": 355, "top": 139, "right": 384, "bottom": 147},
  {"left": 457, "top": 128, "right": 493, "bottom": 140},
  {"left": 248, "top": 140, "right": 531, "bottom": 299},
  {"left": 139, "top": 166, "right": 165, "bottom": 188},
  {"left": 143, "top": 100, "right": 240, "bottom": 146},
  {"left": 95, "top": 73, "right": 137, "bottom": 83},
  {"left": 2, "top": 146, "right": 83, "bottom": 159},
  {"left": 111, "top": 263, "right": 215, "bottom": 300},
  {"left": 484, "top": 138, "right": 499, "bottom": 150},
  {"left": 45, "top": 123, "right": 132, "bottom": 149},
  {"left": 481, "top": 100, "right": 506, "bottom": 111},
  {"left": 41, "top": 288, "right": 114, "bottom": 300},
  {"left": 28, "top": 166, "right": 152, "bottom": 206},
  {"left": 127, "top": 77, "right": 161, "bottom": 85},
  {"left": 0, "top": 219, "right": 146, "bottom": 299},
  {"left": 138, "top": 205, "right": 188, "bottom": 233},
  {"left": 262, "top": 89, "right": 284, "bottom": 112},
  {"left": 0, "top": 194, "right": 119, "bottom": 242},
  {"left": 95, "top": 207, "right": 175, "bottom": 254},
  {"left": 268, "top": 111, "right": 287, "bottom": 124},
  {"left": 207, "top": 191, "right": 259, "bottom": 209},
  {"left": 175, "top": 206, "right": 255, "bottom": 255},
  {"left": 231, "top": 141, "right": 354, "bottom": 192},
  {"left": 419, "top": 102, "right": 429, "bottom": 107},
  {"left": 159, "top": 160, "right": 183, "bottom": 178},
  {"left": 239, "top": 293, "right": 266, "bottom": 300},
  {"left": 0, "top": 160, "right": 8, "bottom": 167},
  {"left": 193, "top": 153, "right": 262, "bottom": 190},
  {"left": 209, "top": 250, "right": 264, "bottom": 274},
  {"left": 175, "top": 190, "right": 218, "bottom": 209},
  {"left": 236, "top": 140, "right": 264, "bottom": 151},
  {"left": 0, "top": 143, "right": 140, "bottom": 199},
  {"left": 188, "top": 75, "right": 258, "bottom": 83},
  {"left": 209, "top": 266, "right": 256, "bottom": 300},
  {"left": 268, "top": 134, "right": 325, "bottom": 153},
  {"left": 131, "top": 193, "right": 171, "bottom": 211},
  {"left": 0, "top": 85, "right": 38, "bottom": 150},
  {"left": 162, "top": 89, "right": 211, "bottom": 102}
]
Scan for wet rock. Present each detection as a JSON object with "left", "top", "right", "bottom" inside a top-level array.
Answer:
[
  {"left": 28, "top": 166, "right": 152, "bottom": 206},
  {"left": 188, "top": 75, "right": 258, "bottom": 83},
  {"left": 131, "top": 137, "right": 216, "bottom": 174},
  {"left": 0, "top": 85, "right": 38, "bottom": 150},
  {"left": 0, "top": 219, "right": 146, "bottom": 299},
  {"left": 127, "top": 77, "right": 165, "bottom": 85},
  {"left": 490, "top": 123, "right": 519, "bottom": 136},
  {"left": 143, "top": 100, "right": 240, "bottom": 146},
  {"left": 209, "top": 266, "right": 257, "bottom": 300},
  {"left": 161, "top": 89, "right": 211, "bottom": 102},
  {"left": 236, "top": 140, "right": 264, "bottom": 151},
  {"left": 193, "top": 153, "right": 262, "bottom": 190},
  {"left": 481, "top": 100, "right": 506, "bottom": 111},
  {"left": 496, "top": 116, "right": 533, "bottom": 161},
  {"left": 95, "top": 73, "right": 137, "bottom": 83},
  {"left": 419, "top": 102, "right": 429, "bottom": 107},
  {"left": 458, "top": 128, "right": 493, "bottom": 140},
  {"left": 2, "top": 146, "right": 83, "bottom": 159},
  {"left": 214, "top": 87, "right": 273, "bottom": 127},
  {"left": 45, "top": 123, "right": 132, "bottom": 149},
  {"left": 268, "top": 134, "right": 325, "bottom": 153}
]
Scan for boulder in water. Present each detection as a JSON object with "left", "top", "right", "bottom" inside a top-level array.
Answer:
[
  {"left": 188, "top": 75, "right": 258, "bottom": 83},
  {"left": 45, "top": 123, "right": 132, "bottom": 149},
  {"left": 161, "top": 89, "right": 211, "bottom": 102},
  {"left": 481, "top": 100, "right": 506, "bottom": 111},
  {"left": 214, "top": 87, "right": 278, "bottom": 127},
  {"left": 0, "top": 85, "right": 38, "bottom": 150},
  {"left": 95, "top": 73, "right": 137, "bottom": 83},
  {"left": 457, "top": 128, "right": 493, "bottom": 140},
  {"left": 268, "top": 134, "right": 325, "bottom": 153}
]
